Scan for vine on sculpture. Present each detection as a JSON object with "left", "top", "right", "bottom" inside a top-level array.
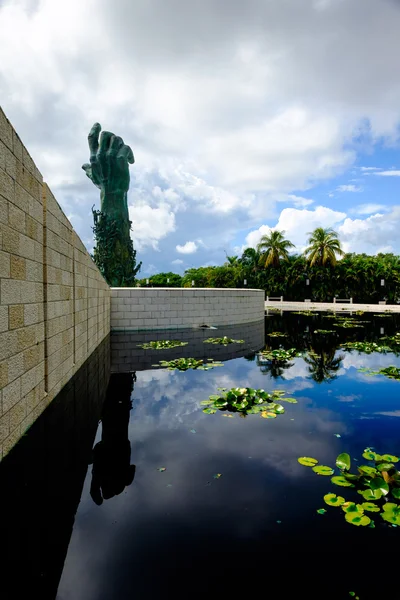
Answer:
[{"left": 82, "top": 123, "right": 141, "bottom": 286}]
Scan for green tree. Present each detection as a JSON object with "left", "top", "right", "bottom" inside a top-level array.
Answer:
[
  {"left": 257, "top": 230, "right": 295, "bottom": 268},
  {"left": 304, "top": 227, "right": 344, "bottom": 267}
]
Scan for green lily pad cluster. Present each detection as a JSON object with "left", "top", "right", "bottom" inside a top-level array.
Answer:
[
  {"left": 152, "top": 358, "right": 224, "bottom": 371},
  {"left": 267, "top": 331, "right": 287, "bottom": 338},
  {"left": 359, "top": 366, "right": 400, "bottom": 381},
  {"left": 333, "top": 318, "right": 365, "bottom": 329},
  {"left": 201, "top": 387, "right": 297, "bottom": 418},
  {"left": 258, "top": 348, "right": 302, "bottom": 361},
  {"left": 341, "top": 341, "right": 392, "bottom": 354},
  {"left": 203, "top": 336, "right": 244, "bottom": 345},
  {"left": 137, "top": 340, "right": 188, "bottom": 350},
  {"left": 298, "top": 449, "right": 400, "bottom": 527},
  {"left": 379, "top": 332, "right": 400, "bottom": 352},
  {"left": 313, "top": 329, "right": 336, "bottom": 334}
]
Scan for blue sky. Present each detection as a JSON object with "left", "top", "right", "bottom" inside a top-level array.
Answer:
[{"left": 0, "top": 0, "right": 399, "bottom": 276}]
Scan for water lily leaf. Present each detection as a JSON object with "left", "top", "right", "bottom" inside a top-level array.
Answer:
[
  {"left": 298, "top": 457, "right": 318, "bottom": 467},
  {"left": 345, "top": 512, "right": 371, "bottom": 526},
  {"left": 391, "top": 487, "right": 400, "bottom": 499},
  {"left": 200, "top": 400, "right": 213, "bottom": 405},
  {"left": 213, "top": 473, "right": 222, "bottom": 479},
  {"left": 279, "top": 397, "right": 298, "bottom": 403},
  {"left": 324, "top": 493, "right": 345, "bottom": 507},
  {"left": 342, "top": 472, "right": 360, "bottom": 482},
  {"left": 269, "top": 403, "right": 285, "bottom": 414},
  {"left": 261, "top": 411, "right": 277, "bottom": 419},
  {"left": 357, "top": 465, "right": 378, "bottom": 476},
  {"left": 358, "top": 488, "right": 383, "bottom": 501},
  {"left": 381, "top": 512, "right": 400, "bottom": 525},
  {"left": 376, "top": 462, "right": 394, "bottom": 472},
  {"left": 313, "top": 465, "right": 335, "bottom": 476},
  {"left": 222, "top": 414, "right": 234, "bottom": 418},
  {"left": 370, "top": 476, "right": 389, "bottom": 496},
  {"left": 317, "top": 508, "right": 327, "bottom": 514},
  {"left": 342, "top": 502, "right": 364, "bottom": 514},
  {"left": 331, "top": 475, "right": 355, "bottom": 487},
  {"left": 361, "top": 502, "right": 381, "bottom": 512},
  {"left": 157, "top": 467, "right": 166, "bottom": 472},
  {"left": 380, "top": 454, "right": 399, "bottom": 463},
  {"left": 203, "top": 408, "right": 217, "bottom": 414},
  {"left": 336, "top": 453, "right": 351, "bottom": 471},
  {"left": 362, "top": 450, "right": 382, "bottom": 461},
  {"left": 383, "top": 502, "right": 400, "bottom": 514}
]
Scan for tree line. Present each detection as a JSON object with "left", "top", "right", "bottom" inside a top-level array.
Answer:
[{"left": 138, "top": 227, "right": 400, "bottom": 303}]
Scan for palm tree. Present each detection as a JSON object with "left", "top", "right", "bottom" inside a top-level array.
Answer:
[
  {"left": 304, "top": 227, "right": 344, "bottom": 267},
  {"left": 257, "top": 230, "right": 295, "bottom": 268}
]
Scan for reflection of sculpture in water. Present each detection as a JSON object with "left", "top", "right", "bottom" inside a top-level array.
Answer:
[{"left": 90, "top": 373, "right": 136, "bottom": 505}]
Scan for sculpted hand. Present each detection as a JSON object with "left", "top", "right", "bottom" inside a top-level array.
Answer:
[{"left": 82, "top": 123, "right": 135, "bottom": 195}]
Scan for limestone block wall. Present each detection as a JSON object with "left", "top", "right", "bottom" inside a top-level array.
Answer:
[
  {"left": 111, "top": 288, "right": 265, "bottom": 330},
  {"left": 0, "top": 107, "right": 111, "bottom": 460}
]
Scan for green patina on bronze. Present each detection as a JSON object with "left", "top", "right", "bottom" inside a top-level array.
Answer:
[{"left": 82, "top": 123, "right": 141, "bottom": 286}]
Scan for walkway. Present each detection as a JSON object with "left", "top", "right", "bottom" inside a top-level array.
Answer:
[{"left": 264, "top": 300, "right": 400, "bottom": 313}]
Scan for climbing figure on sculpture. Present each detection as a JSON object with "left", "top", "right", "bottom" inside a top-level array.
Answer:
[{"left": 82, "top": 123, "right": 141, "bottom": 287}]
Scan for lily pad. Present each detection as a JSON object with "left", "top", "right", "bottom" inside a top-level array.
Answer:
[
  {"left": 213, "top": 473, "right": 222, "bottom": 479},
  {"left": 380, "top": 454, "right": 399, "bottom": 463},
  {"left": 357, "top": 465, "right": 378, "bottom": 476},
  {"left": 331, "top": 475, "right": 355, "bottom": 488},
  {"left": 381, "top": 512, "right": 400, "bottom": 525},
  {"left": 312, "top": 465, "right": 334, "bottom": 476},
  {"left": 298, "top": 457, "right": 318, "bottom": 467},
  {"left": 362, "top": 450, "right": 382, "bottom": 461},
  {"left": 358, "top": 488, "right": 383, "bottom": 501},
  {"left": 261, "top": 411, "right": 277, "bottom": 419},
  {"left": 391, "top": 487, "right": 400, "bottom": 499},
  {"left": 345, "top": 512, "right": 371, "bottom": 526},
  {"left": 361, "top": 502, "right": 381, "bottom": 512},
  {"left": 336, "top": 452, "right": 351, "bottom": 471},
  {"left": 370, "top": 476, "right": 389, "bottom": 496},
  {"left": 317, "top": 508, "right": 327, "bottom": 514},
  {"left": 342, "top": 502, "right": 364, "bottom": 514},
  {"left": 157, "top": 467, "right": 166, "bottom": 472},
  {"left": 376, "top": 463, "right": 394, "bottom": 472},
  {"left": 203, "top": 407, "right": 217, "bottom": 414},
  {"left": 323, "top": 493, "right": 345, "bottom": 507}
]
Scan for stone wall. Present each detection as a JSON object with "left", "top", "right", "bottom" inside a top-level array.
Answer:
[
  {"left": 0, "top": 107, "right": 110, "bottom": 460},
  {"left": 111, "top": 288, "right": 265, "bottom": 331}
]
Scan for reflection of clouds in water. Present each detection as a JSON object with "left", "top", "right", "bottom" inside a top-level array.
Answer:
[
  {"left": 336, "top": 394, "right": 362, "bottom": 403},
  {"left": 281, "top": 358, "right": 310, "bottom": 381},
  {"left": 375, "top": 410, "right": 400, "bottom": 417},
  {"left": 340, "top": 352, "right": 396, "bottom": 372}
]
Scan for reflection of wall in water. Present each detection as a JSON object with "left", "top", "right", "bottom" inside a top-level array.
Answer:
[
  {"left": 111, "top": 320, "right": 265, "bottom": 372},
  {"left": 0, "top": 336, "right": 110, "bottom": 600}
]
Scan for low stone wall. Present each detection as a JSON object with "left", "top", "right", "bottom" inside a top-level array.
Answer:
[
  {"left": 110, "top": 288, "right": 265, "bottom": 331},
  {"left": 0, "top": 107, "right": 111, "bottom": 460}
]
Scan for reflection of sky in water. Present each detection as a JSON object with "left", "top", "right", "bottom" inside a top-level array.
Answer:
[{"left": 57, "top": 325, "right": 400, "bottom": 600}]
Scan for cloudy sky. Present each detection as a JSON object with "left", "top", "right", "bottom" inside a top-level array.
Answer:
[{"left": 1, "top": 0, "right": 400, "bottom": 276}]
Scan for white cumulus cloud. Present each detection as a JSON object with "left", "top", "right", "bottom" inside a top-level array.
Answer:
[{"left": 176, "top": 241, "right": 198, "bottom": 254}]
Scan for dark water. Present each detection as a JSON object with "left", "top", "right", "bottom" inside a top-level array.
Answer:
[{"left": 1, "top": 313, "right": 400, "bottom": 599}]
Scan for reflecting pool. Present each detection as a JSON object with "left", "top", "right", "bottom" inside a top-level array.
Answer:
[{"left": 2, "top": 313, "right": 400, "bottom": 599}]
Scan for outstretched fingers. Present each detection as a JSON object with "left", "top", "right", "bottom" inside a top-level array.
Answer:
[
  {"left": 117, "top": 144, "right": 135, "bottom": 164},
  {"left": 88, "top": 123, "right": 101, "bottom": 160},
  {"left": 98, "top": 130, "right": 113, "bottom": 155}
]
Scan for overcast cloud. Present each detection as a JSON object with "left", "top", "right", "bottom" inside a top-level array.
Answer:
[{"left": 1, "top": 0, "right": 400, "bottom": 273}]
